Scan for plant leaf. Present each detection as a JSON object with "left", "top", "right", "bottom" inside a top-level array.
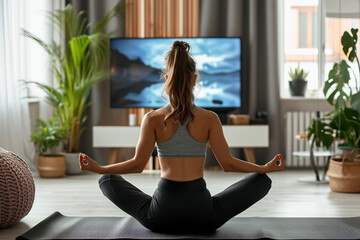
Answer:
[
  {"left": 307, "top": 117, "right": 334, "bottom": 149},
  {"left": 69, "top": 35, "right": 90, "bottom": 70},
  {"left": 341, "top": 28, "right": 358, "bottom": 62},
  {"left": 324, "top": 60, "right": 351, "bottom": 109},
  {"left": 351, "top": 91, "right": 360, "bottom": 113}
]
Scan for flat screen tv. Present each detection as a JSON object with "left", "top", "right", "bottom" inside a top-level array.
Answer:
[{"left": 110, "top": 37, "right": 242, "bottom": 110}]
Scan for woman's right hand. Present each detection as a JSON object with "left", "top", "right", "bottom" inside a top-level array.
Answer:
[
  {"left": 79, "top": 153, "right": 104, "bottom": 174},
  {"left": 264, "top": 154, "right": 284, "bottom": 173}
]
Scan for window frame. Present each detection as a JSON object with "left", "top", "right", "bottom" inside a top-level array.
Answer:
[{"left": 280, "top": 0, "right": 327, "bottom": 99}]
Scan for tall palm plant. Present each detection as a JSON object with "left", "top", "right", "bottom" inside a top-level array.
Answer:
[{"left": 24, "top": 3, "right": 123, "bottom": 153}]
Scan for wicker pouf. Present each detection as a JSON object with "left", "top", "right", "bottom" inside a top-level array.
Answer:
[{"left": 0, "top": 148, "right": 35, "bottom": 228}]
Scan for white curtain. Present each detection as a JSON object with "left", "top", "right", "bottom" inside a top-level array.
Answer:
[
  {"left": 0, "top": 0, "right": 36, "bottom": 173},
  {"left": 0, "top": 0, "right": 64, "bottom": 175}
]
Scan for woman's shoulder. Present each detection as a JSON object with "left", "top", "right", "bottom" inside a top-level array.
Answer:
[
  {"left": 143, "top": 108, "right": 159, "bottom": 118},
  {"left": 198, "top": 108, "right": 216, "bottom": 116},
  {"left": 195, "top": 107, "right": 220, "bottom": 121},
  {"left": 143, "top": 106, "right": 168, "bottom": 123}
]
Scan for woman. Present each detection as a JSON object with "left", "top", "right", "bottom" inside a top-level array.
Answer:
[{"left": 79, "top": 41, "right": 284, "bottom": 233}]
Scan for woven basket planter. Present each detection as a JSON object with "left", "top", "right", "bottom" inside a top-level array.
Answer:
[
  {"left": 38, "top": 155, "right": 66, "bottom": 178},
  {"left": 0, "top": 148, "right": 35, "bottom": 228},
  {"left": 327, "top": 158, "right": 360, "bottom": 193}
]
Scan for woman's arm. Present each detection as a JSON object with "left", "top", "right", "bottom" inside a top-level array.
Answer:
[
  {"left": 208, "top": 112, "right": 284, "bottom": 174},
  {"left": 79, "top": 112, "right": 156, "bottom": 174}
]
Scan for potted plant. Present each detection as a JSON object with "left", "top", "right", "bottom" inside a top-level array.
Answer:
[
  {"left": 307, "top": 28, "right": 360, "bottom": 193},
  {"left": 31, "top": 117, "right": 66, "bottom": 178},
  {"left": 24, "top": 3, "right": 124, "bottom": 174},
  {"left": 289, "top": 64, "right": 309, "bottom": 96}
]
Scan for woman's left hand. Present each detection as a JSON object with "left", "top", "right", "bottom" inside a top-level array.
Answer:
[
  {"left": 79, "top": 153, "right": 103, "bottom": 174},
  {"left": 264, "top": 154, "right": 284, "bottom": 173}
]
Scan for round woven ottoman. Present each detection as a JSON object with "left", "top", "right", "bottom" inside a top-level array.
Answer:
[{"left": 0, "top": 148, "right": 35, "bottom": 228}]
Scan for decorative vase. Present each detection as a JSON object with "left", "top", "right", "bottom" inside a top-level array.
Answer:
[
  {"left": 289, "top": 79, "right": 307, "bottom": 96},
  {"left": 64, "top": 152, "right": 82, "bottom": 175},
  {"left": 38, "top": 155, "right": 66, "bottom": 178},
  {"left": 327, "top": 158, "right": 360, "bottom": 193}
]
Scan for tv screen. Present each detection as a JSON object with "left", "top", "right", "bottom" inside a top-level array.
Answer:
[{"left": 110, "top": 37, "right": 241, "bottom": 109}]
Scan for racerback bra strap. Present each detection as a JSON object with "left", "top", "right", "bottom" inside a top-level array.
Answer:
[
  {"left": 157, "top": 104, "right": 206, "bottom": 158},
  {"left": 166, "top": 104, "right": 172, "bottom": 112},
  {"left": 166, "top": 104, "right": 196, "bottom": 126},
  {"left": 179, "top": 117, "right": 191, "bottom": 126}
]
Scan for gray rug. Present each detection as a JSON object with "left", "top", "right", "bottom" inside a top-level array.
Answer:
[{"left": 17, "top": 212, "right": 360, "bottom": 239}]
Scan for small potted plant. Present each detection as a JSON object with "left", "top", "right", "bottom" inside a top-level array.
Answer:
[
  {"left": 31, "top": 117, "right": 66, "bottom": 178},
  {"left": 289, "top": 64, "right": 309, "bottom": 96},
  {"left": 307, "top": 28, "right": 360, "bottom": 193}
]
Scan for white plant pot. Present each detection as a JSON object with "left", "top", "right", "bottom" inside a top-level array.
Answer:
[{"left": 64, "top": 152, "right": 82, "bottom": 175}]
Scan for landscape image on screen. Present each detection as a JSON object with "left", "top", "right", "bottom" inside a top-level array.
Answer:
[{"left": 110, "top": 38, "right": 241, "bottom": 108}]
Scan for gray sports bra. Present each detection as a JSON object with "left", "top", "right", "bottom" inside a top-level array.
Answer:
[{"left": 156, "top": 105, "right": 208, "bottom": 157}]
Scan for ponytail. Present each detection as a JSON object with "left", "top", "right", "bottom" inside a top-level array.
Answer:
[{"left": 163, "top": 41, "right": 197, "bottom": 124}]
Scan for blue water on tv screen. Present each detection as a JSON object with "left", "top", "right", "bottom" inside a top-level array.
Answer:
[{"left": 110, "top": 37, "right": 241, "bottom": 109}]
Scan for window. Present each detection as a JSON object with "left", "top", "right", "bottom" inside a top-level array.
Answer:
[
  {"left": 299, "top": 12, "right": 308, "bottom": 48},
  {"left": 283, "top": 0, "right": 319, "bottom": 97},
  {"left": 24, "top": 1, "right": 63, "bottom": 99},
  {"left": 324, "top": 5, "right": 360, "bottom": 90},
  {"left": 282, "top": 0, "right": 360, "bottom": 98},
  {"left": 297, "top": 8, "right": 317, "bottom": 48}
]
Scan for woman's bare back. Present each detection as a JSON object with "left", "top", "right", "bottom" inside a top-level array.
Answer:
[{"left": 152, "top": 106, "right": 212, "bottom": 181}]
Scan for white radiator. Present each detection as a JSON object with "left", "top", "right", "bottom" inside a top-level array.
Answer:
[{"left": 285, "top": 111, "right": 337, "bottom": 168}]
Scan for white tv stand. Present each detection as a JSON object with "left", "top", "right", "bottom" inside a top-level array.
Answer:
[{"left": 93, "top": 125, "right": 269, "bottom": 165}]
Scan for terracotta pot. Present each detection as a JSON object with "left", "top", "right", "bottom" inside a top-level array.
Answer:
[
  {"left": 38, "top": 155, "right": 66, "bottom": 178},
  {"left": 327, "top": 158, "right": 360, "bottom": 193}
]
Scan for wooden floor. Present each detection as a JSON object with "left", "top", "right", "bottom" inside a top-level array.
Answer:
[{"left": 2, "top": 169, "right": 360, "bottom": 239}]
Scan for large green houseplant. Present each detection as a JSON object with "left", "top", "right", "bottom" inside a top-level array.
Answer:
[
  {"left": 307, "top": 28, "right": 360, "bottom": 192},
  {"left": 24, "top": 3, "right": 123, "bottom": 174}
]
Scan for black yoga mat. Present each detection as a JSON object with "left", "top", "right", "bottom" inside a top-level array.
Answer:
[{"left": 17, "top": 212, "right": 360, "bottom": 239}]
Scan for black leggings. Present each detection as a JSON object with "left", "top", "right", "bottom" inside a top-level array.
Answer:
[{"left": 98, "top": 173, "right": 272, "bottom": 233}]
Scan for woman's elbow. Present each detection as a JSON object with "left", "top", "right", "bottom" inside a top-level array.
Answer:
[
  {"left": 134, "top": 160, "right": 147, "bottom": 173},
  {"left": 137, "top": 167, "right": 145, "bottom": 173},
  {"left": 133, "top": 164, "right": 144, "bottom": 173},
  {"left": 223, "top": 166, "right": 233, "bottom": 172},
  {"left": 220, "top": 161, "right": 233, "bottom": 172}
]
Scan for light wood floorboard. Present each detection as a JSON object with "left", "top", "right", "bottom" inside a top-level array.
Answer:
[{"left": 1, "top": 169, "right": 360, "bottom": 239}]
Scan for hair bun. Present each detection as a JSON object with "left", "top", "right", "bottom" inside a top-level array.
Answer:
[{"left": 173, "top": 41, "right": 190, "bottom": 52}]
